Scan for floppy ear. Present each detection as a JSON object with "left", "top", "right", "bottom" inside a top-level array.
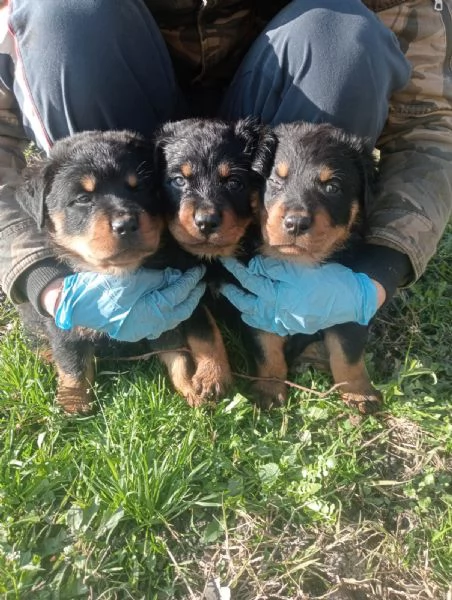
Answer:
[
  {"left": 234, "top": 117, "right": 277, "bottom": 178},
  {"left": 356, "top": 144, "right": 379, "bottom": 212},
  {"left": 152, "top": 121, "right": 178, "bottom": 179},
  {"left": 15, "top": 159, "right": 55, "bottom": 229},
  {"left": 337, "top": 128, "right": 379, "bottom": 212}
]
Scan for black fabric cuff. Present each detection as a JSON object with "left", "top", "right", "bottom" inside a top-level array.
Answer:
[
  {"left": 16, "top": 258, "right": 73, "bottom": 316},
  {"left": 342, "top": 243, "right": 413, "bottom": 302}
]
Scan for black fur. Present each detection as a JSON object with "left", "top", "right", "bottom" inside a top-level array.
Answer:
[
  {"left": 154, "top": 117, "right": 277, "bottom": 405},
  {"left": 248, "top": 121, "right": 383, "bottom": 413},
  {"left": 15, "top": 130, "right": 181, "bottom": 414}
]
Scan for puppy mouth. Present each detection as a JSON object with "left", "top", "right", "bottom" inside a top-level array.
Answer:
[
  {"left": 58, "top": 245, "right": 159, "bottom": 274},
  {"left": 262, "top": 243, "right": 321, "bottom": 264},
  {"left": 90, "top": 245, "right": 157, "bottom": 262},
  {"left": 270, "top": 244, "right": 307, "bottom": 255},
  {"left": 169, "top": 220, "right": 248, "bottom": 257},
  {"left": 178, "top": 239, "right": 238, "bottom": 258}
]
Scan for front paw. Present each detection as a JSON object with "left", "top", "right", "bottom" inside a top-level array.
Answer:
[
  {"left": 191, "top": 359, "right": 232, "bottom": 404},
  {"left": 251, "top": 378, "right": 287, "bottom": 409},
  {"left": 56, "top": 387, "right": 94, "bottom": 415},
  {"left": 341, "top": 387, "right": 383, "bottom": 414}
]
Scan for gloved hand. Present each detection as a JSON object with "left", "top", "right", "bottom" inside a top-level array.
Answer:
[
  {"left": 54, "top": 266, "right": 206, "bottom": 342},
  {"left": 219, "top": 256, "right": 378, "bottom": 336}
]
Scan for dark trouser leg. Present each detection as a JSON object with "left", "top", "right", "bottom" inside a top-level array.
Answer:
[
  {"left": 9, "top": 0, "right": 183, "bottom": 151},
  {"left": 221, "top": 0, "right": 411, "bottom": 144}
]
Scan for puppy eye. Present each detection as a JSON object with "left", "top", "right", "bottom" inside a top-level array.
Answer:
[
  {"left": 268, "top": 177, "right": 283, "bottom": 189},
  {"left": 74, "top": 195, "right": 93, "bottom": 206},
  {"left": 324, "top": 182, "right": 341, "bottom": 194},
  {"left": 170, "top": 176, "right": 186, "bottom": 188},
  {"left": 226, "top": 177, "right": 243, "bottom": 191}
]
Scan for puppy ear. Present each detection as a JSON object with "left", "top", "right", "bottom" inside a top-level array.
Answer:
[
  {"left": 153, "top": 122, "right": 176, "bottom": 176},
  {"left": 336, "top": 128, "right": 379, "bottom": 212},
  {"left": 15, "top": 160, "right": 55, "bottom": 229},
  {"left": 234, "top": 117, "right": 277, "bottom": 178},
  {"left": 251, "top": 125, "right": 278, "bottom": 178},
  {"left": 356, "top": 143, "right": 379, "bottom": 211}
]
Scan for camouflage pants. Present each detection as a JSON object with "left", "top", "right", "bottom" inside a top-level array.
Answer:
[{"left": 370, "top": 0, "right": 452, "bottom": 280}]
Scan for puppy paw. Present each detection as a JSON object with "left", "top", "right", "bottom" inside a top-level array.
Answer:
[
  {"left": 251, "top": 379, "right": 287, "bottom": 410},
  {"left": 191, "top": 359, "right": 232, "bottom": 403},
  {"left": 56, "top": 387, "right": 94, "bottom": 415},
  {"left": 341, "top": 388, "right": 383, "bottom": 414}
]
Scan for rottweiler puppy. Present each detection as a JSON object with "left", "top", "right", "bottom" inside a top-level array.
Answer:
[
  {"left": 15, "top": 129, "right": 209, "bottom": 414},
  {"left": 251, "top": 121, "right": 383, "bottom": 413},
  {"left": 15, "top": 130, "right": 164, "bottom": 413},
  {"left": 154, "top": 117, "right": 277, "bottom": 405}
]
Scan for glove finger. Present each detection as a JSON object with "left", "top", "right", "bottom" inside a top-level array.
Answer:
[
  {"left": 158, "top": 267, "right": 206, "bottom": 307},
  {"left": 146, "top": 282, "right": 207, "bottom": 339},
  {"left": 248, "top": 255, "right": 305, "bottom": 283},
  {"left": 152, "top": 279, "right": 207, "bottom": 314},
  {"left": 171, "top": 282, "right": 207, "bottom": 322},
  {"left": 219, "top": 283, "right": 258, "bottom": 316},
  {"left": 157, "top": 265, "right": 205, "bottom": 289},
  {"left": 220, "top": 258, "right": 275, "bottom": 297},
  {"left": 184, "top": 264, "right": 207, "bottom": 284},
  {"left": 157, "top": 267, "right": 184, "bottom": 287}
]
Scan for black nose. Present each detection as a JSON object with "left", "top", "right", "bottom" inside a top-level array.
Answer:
[
  {"left": 283, "top": 214, "right": 312, "bottom": 235},
  {"left": 194, "top": 211, "right": 221, "bottom": 235},
  {"left": 111, "top": 214, "right": 139, "bottom": 236}
]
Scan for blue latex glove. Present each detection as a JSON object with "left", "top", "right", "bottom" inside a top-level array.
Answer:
[
  {"left": 55, "top": 266, "right": 206, "bottom": 342},
  {"left": 219, "top": 256, "right": 378, "bottom": 336}
]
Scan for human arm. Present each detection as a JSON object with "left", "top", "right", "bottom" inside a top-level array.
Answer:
[
  {"left": 356, "top": 1, "right": 452, "bottom": 291},
  {"left": 0, "top": 56, "right": 71, "bottom": 309}
]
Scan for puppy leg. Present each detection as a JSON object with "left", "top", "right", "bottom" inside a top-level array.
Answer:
[
  {"left": 50, "top": 335, "right": 96, "bottom": 414},
  {"left": 324, "top": 324, "right": 382, "bottom": 414},
  {"left": 185, "top": 306, "right": 233, "bottom": 407},
  {"left": 250, "top": 330, "right": 288, "bottom": 409},
  {"left": 158, "top": 350, "right": 198, "bottom": 404}
]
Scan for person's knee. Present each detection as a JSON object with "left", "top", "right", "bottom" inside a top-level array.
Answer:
[
  {"left": 11, "top": 0, "right": 132, "bottom": 48},
  {"left": 11, "top": 0, "right": 178, "bottom": 143},
  {"left": 260, "top": 0, "right": 410, "bottom": 138}
]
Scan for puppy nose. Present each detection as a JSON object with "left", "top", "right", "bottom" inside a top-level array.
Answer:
[
  {"left": 111, "top": 214, "right": 139, "bottom": 236},
  {"left": 283, "top": 214, "right": 312, "bottom": 235},
  {"left": 194, "top": 212, "right": 221, "bottom": 235}
]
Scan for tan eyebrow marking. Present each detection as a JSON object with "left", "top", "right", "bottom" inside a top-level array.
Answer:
[
  {"left": 126, "top": 173, "right": 138, "bottom": 188},
  {"left": 218, "top": 162, "right": 231, "bottom": 178},
  {"left": 319, "top": 166, "right": 334, "bottom": 182},
  {"left": 180, "top": 163, "right": 192, "bottom": 177},
  {"left": 80, "top": 174, "right": 96, "bottom": 192},
  {"left": 275, "top": 162, "right": 289, "bottom": 178}
]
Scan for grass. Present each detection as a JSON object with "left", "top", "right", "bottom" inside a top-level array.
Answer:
[{"left": 0, "top": 225, "right": 451, "bottom": 599}]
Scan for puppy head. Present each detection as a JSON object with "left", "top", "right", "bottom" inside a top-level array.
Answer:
[
  {"left": 261, "top": 122, "right": 377, "bottom": 265},
  {"left": 155, "top": 117, "right": 276, "bottom": 258},
  {"left": 17, "top": 130, "right": 164, "bottom": 274}
]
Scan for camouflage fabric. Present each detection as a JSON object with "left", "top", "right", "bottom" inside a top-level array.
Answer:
[
  {"left": 0, "top": 0, "right": 451, "bottom": 303},
  {"left": 150, "top": 0, "right": 257, "bottom": 85},
  {"left": 368, "top": 0, "right": 452, "bottom": 280},
  {"left": 147, "top": 1, "right": 408, "bottom": 84},
  {"left": 0, "top": 8, "right": 58, "bottom": 303}
]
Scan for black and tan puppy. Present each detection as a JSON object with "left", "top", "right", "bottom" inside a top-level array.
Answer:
[
  {"left": 154, "top": 117, "right": 277, "bottom": 405},
  {"left": 16, "top": 130, "right": 165, "bottom": 414},
  {"left": 252, "top": 121, "right": 382, "bottom": 413}
]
